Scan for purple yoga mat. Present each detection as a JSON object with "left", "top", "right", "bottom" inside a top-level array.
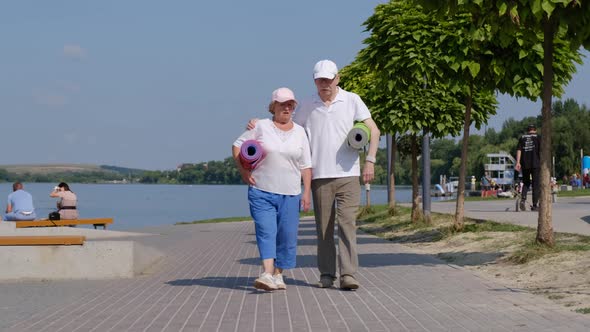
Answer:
[{"left": 239, "top": 140, "right": 266, "bottom": 170}]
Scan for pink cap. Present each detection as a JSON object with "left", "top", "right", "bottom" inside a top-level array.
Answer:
[
  {"left": 313, "top": 60, "right": 338, "bottom": 79},
  {"left": 272, "top": 87, "right": 297, "bottom": 103}
]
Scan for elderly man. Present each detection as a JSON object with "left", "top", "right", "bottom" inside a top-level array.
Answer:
[
  {"left": 295, "top": 60, "right": 380, "bottom": 290},
  {"left": 4, "top": 182, "right": 37, "bottom": 221}
]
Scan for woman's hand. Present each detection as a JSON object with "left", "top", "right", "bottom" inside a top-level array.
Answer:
[
  {"left": 239, "top": 168, "right": 256, "bottom": 186},
  {"left": 301, "top": 191, "right": 311, "bottom": 212}
]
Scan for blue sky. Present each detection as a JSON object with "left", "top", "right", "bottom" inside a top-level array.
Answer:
[{"left": 1, "top": 1, "right": 588, "bottom": 170}]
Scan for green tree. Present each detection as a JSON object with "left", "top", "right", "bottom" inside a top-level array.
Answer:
[
  {"left": 341, "top": 0, "right": 496, "bottom": 224},
  {"left": 420, "top": 0, "right": 588, "bottom": 244}
]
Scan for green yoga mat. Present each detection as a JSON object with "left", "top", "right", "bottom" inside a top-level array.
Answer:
[{"left": 347, "top": 122, "right": 370, "bottom": 149}]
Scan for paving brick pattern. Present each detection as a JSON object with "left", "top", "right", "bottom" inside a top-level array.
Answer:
[{"left": 2, "top": 219, "right": 590, "bottom": 331}]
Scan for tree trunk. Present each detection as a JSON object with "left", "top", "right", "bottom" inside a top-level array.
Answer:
[
  {"left": 411, "top": 135, "right": 422, "bottom": 223},
  {"left": 454, "top": 86, "right": 473, "bottom": 230},
  {"left": 389, "top": 134, "right": 397, "bottom": 215},
  {"left": 537, "top": 18, "right": 555, "bottom": 246}
]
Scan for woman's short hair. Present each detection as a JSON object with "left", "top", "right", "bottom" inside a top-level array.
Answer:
[{"left": 268, "top": 101, "right": 276, "bottom": 115}]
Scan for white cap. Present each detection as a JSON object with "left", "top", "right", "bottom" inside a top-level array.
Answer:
[
  {"left": 271, "top": 87, "right": 297, "bottom": 103},
  {"left": 313, "top": 60, "right": 338, "bottom": 79}
]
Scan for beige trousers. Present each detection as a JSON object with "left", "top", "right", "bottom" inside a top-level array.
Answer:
[{"left": 311, "top": 177, "right": 360, "bottom": 278}]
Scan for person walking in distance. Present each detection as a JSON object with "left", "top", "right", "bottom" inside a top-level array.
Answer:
[{"left": 515, "top": 124, "right": 541, "bottom": 211}]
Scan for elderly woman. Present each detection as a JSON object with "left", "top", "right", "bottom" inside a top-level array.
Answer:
[
  {"left": 49, "top": 182, "right": 79, "bottom": 220},
  {"left": 232, "top": 87, "right": 312, "bottom": 291}
]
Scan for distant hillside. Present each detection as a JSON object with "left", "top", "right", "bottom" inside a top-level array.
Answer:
[
  {"left": 0, "top": 164, "right": 148, "bottom": 183},
  {"left": 0, "top": 164, "right": 145, "bottom": 175}
]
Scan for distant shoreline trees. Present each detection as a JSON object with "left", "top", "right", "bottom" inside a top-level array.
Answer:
[{"left": 2, "top": 99, "right": 587, "bottom": 186}]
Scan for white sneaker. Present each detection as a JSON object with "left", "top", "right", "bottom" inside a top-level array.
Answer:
[
  {"left": 273, "top": 273, "right": 286, "bottom": 290},
  {"left": 254, "top": 273, "right": 277, "bottom": 291}
]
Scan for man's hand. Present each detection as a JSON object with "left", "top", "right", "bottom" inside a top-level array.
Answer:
[
  {"left": 362, "top": 162, "right": 375, "bottom": 184},
  {"left": 246, "top": 118, "right": 259, "bottom": 130},
  {"left": 515, "top": 163, "right": 521, "bottom": 172}
]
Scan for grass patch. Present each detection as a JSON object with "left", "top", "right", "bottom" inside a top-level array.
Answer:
[
  {"left": 299, "top": 210, "right": 315, "bottom": 217},
  {"left": 473, "top": 236, "right": 493, "bottom": 241},
  {"left": 557, "top": 189, "right": 590, "bottom": 197},
  {"left": 357, "top": 203, "right": 590, "bottom": 264},
  {"left": 508, "top": 241, "right": 561, "bottom": 264},
  {"left": 575, "top": 307, "right": 590, "bottom": 314},
  {"left": 175, "top": 216, "right": 252, "bottom": 225},
  {"left": 176, "top": 210, "right": 316, "bottom": 225},
  {"left": 506, "top": 232, "right": 590, "bottom": 264},
  {"left": 460, "top": 221, "right": 530, "bottom": 233}
]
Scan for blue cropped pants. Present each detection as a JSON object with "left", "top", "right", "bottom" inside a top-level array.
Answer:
[{"left": 248, "top": 187, "right": 300, "bottom": 269}]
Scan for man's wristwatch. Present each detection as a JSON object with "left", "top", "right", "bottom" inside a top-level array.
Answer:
[{"left": 365, "top": 155, "right": 376, "bottom": 163}]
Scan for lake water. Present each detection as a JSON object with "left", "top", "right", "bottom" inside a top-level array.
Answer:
[{"left": 0, "top": 183, "right": 449, "bottom": 230}]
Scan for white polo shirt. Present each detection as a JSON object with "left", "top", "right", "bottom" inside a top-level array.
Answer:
[
  {"left": 293, "top": 88, "right": 371, "bottom": 180},
  {"left": 234, "top": 119, "right": 312, "bottom": 195}
]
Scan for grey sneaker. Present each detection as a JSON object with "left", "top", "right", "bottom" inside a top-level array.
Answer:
[
  {"left": 317, "top": 275, "right": 335, "bottom": 288},
  {"left": 340, "top": 275, "right": 359, "bottom": 290},
  {"left": 519, "top": 200, "right": 526, "bottom": 211},
  {"left": 273, "top": 273, "right": 286, "bottom": 290},
  {"left": 254, "top": 273, "right": 277, "bottom": 291}
]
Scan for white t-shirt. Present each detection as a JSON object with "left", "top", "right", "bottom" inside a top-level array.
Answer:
[
  {"left": 293, "top": 88, "right": 371, "bottom": 179},
  {"left": 234, "top": 119, "right": 312, "bottom": 195}
]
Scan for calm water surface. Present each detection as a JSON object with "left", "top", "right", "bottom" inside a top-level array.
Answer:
[{"left": 0, "top": 183, "right": 448, "bottom": 230}]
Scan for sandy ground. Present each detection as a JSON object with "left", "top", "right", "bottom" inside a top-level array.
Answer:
[{"left": 403, "top": 231, "right": 590, "bottom": 313}]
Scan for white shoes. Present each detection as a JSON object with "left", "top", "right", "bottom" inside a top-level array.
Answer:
[
  {"left": 273, "top": 273, "right": 286, "bottom": 290},
  {"left": 253, "top": 272, "right": 287, "bottom": 291},
  {"left": 254, "top": 273, "right": 278, "bottom": 291}
]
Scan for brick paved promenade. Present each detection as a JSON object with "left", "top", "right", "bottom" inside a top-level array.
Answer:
[{"left": 2, "top": 217, "right": 590, "bottom": 331}]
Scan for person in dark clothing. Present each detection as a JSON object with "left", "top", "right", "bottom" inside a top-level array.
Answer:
[{"left": 515, "top": 124, "right": 541, "bottom": 211}]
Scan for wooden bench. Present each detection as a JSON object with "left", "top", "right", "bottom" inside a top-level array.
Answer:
[
  {"left": 14, "top": 218, "right": 114, "bottom": 230},
  {"left": 0, "top": 235, "right": 85, "bottom": 246}
]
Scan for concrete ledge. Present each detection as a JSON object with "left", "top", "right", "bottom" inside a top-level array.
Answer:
[{"left": 0, "top": 239, "right": 164, "bottom": 281}]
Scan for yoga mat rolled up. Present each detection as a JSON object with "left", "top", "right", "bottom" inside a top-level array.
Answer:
[
  {"left": 347, "top": 122, "right": 371, "bottom": 150},
  {"left": 239, "top": 140, "right": 266, "bottom": 170}
]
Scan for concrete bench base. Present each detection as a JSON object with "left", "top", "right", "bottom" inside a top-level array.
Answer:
[{"left": 0, "top": 240, "right": 163, "bottom": 281}]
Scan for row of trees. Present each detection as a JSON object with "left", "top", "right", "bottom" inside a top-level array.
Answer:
[
  {"left": 430, "top": 99, "right": 590, "bottom": 183},
  {"left": 136, "top": 98, "right": 588, "bottom": 187},
  {"left": 138, "top": 159, "right": 241, "bottom": 184},
  {"left": 0, "top": 168, "right": 140, "bottom": 184},
  {"left": 339, "top": 0, "right": 589, "bottom": 245}
]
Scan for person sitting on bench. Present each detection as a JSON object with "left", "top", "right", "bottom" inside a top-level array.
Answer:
[
  {"left": 3, "top": 182, "right": 37, "bottom": 221},
  {"left": 50, "top": 182, "right": 78, "bottom": 220}
]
